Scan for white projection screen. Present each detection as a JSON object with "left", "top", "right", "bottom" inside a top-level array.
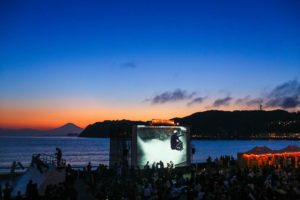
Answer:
[{"left": 132, "top": 125, "right": 190, "bottom": 168}]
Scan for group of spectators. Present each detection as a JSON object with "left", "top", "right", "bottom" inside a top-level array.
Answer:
[
  {"left": 1, "top": 154, "right": 300, "bottom": 200},
  {"left": 42, "top": 164, "right": 77, "bottom": 200},
  {"left": 0, "top": 148, "right": 67, "bottom": 200},
  {"left": 78, "top": 156, "right": 300, "bottom": 200},
  {"left": 143, "top": 161, "right": 174, "bottom": 170},
  {"left": 0, "top": 166, "right": 77, "bottom": 200}
]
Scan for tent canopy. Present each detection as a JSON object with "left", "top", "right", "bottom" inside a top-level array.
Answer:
[
  {"left": 242, "top": 145, "right": 300, "bottom": 155},
  {"left": 244, "top": 146, "right": 273, "bottom": 155},
  {"left": 277, "top": 145, "right": 300, "bottom": 153}
]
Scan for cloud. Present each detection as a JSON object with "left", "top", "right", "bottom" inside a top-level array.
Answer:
[
  {"left": 144, "top": 79, "right": 300, "bottom": 110},
  {"left": 148, "top": 89, "right": 195, "bottom": 104},
  {"left": 213, "top": 97, "right": 232, "bottom": 107},
  {"left": 246, "top": 98, "right": 264, "bottom": 106},
  {"left": 120, "top": 62, "right": 137, "bottom": 68},
  {"left": 235, "top": 96, "right": 249, "bottom": 105},
  {"left": 234, "top": 79, "right": 300, "bottom": 109},
  {"left": 235, "top": 96, "right": 263, "bottom": 106},
  {"left": 187, "top": 97, "right": 205, "bottom": 106},
  {"left": 265, "top": 79, "right": 300, "bottom": 109}
]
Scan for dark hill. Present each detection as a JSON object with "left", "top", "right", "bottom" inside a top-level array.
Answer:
[
  {"left": 79, "top": 120, "right": 147, "bottom": 138},
  {"left": 174, "top": 110, "right": 300, "bottom": 138},
  {"left": 79, "top": 110, "right": 300, "bottom": 138}
]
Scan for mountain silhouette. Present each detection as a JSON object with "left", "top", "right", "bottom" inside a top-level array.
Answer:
[
  {"left": 0, "top": 123, "right": 83, "bottom": 136},
  {"left": 45, "top": 123, "right": 83, "bottom": 136},
  {"left": 79, "top": 110, "right": 300, "bottom": 138}
]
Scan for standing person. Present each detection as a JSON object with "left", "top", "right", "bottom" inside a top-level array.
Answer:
[
  {"left": 0, "top": 183, "right": 2, "bottom": 200},
  {"left": 25, "top": 180, "right": 39, "bottom": 200},
  {"left": 3, "top": 182, "right": 12, "bottom": 200},
  {"left": 55, "top": 147, "right": 62, "bottom": 167},
  {"left": 10, "top": 161, "right": 25, "bottom": 180},
  {"left": 87, "top": 162, "right": 92, "bottom": 172}
]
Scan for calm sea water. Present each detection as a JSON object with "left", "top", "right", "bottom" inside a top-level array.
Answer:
[{"left": 0, "top": 136, "right": 299, "bottom": 172}]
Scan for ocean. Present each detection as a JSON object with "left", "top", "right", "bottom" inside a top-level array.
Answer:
[{"left": 0, "top": 136, "right": 299, "bottom": 172}]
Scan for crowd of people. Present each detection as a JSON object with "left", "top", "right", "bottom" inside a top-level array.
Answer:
[
  {"left": 1, "top": 154, "right": 300, "bottom": 200},
  {"left": 77, "top": 157, "right": 300, "bottom": 200},
  {"left": 42, "top": 164, "right": 77, "bottom": 200},
  {"left": 0, "top": 165, "right": 77, "bottom": 200},
  {"left": 0, "top": 147, "right": 70, "bottom": 200}
]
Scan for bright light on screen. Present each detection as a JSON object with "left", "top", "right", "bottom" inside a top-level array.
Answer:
[{"left": 136, "top": 125, "right": 188, "bottom": 167}]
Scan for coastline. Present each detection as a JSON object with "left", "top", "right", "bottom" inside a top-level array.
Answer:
[{"left": 78, "top": 135, "right": 300, "bottom": 140}]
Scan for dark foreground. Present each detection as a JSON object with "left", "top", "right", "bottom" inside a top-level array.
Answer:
[{"left": 1, "top": 157, "right": 300, "bottom": 200}]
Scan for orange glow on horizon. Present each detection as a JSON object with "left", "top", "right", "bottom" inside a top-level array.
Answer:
[
  {"left": 0, "top": 98, "right": 282, "bottom": 130},
  {"left": 0, "top": 100, "right": 199, "bottom": 129}
]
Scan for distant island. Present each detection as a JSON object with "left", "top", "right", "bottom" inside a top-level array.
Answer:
[
  {"left": 79, "top": 110, "right": 300, "bottom": 139},
  {"left": 0, "top": 123, "right": 83, "bottom": 137}
]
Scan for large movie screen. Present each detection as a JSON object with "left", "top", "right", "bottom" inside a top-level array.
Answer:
[{"left": 136, "top": 125, "right": 188, "bottom": 168}]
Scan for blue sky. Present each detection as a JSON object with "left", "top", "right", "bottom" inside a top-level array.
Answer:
[{"left": 0, "top": 0, "right": 300, "bottom": 128}]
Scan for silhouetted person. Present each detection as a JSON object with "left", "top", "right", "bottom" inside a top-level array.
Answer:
[
  {"left": 69, "top": 186, "right": 78, "bottom": 200},
  {"left": 26, "top": 180, "right": 39, "bottom": 200},
  {"left": 15, "top": 191, "right": 22, "bottom": 200},
  {"left": 144, "top": 161, "right": 150, "bottom": 170},
  {"left": 0, "top": 183, "right": 2, "bottom": 200},
  {"left": 26, "top": 180, "right": 33, "bottom": 200},
  {"left": 3, "top": 182, "right": 12, "bottom": 200},
  {"left": 159, "top": 160, "right": 164, "bottom": 168},
  {"left": 206, "top": 156, "right": 212, "bottom": 164},
  {"left": 170, "top": 161, "right": 174, "bottom": 169},
  {"left": 152, "top": 162, "right": 156, "bottom": 169},
  {"left": 87, "top": 162, "right": 92, "bottom": 172},
  {"left": 11, "top": 161, "right": 24, "bottom": 180},
  {"left": 55, "top": 147, "right": 62, "bottom": 166},
  {"left": 32, "top": 184, "right": 39, "bottom": 200}
]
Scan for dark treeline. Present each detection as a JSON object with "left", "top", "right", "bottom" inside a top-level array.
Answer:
[
  {"left": 79, "top": 120, "right": 146, "bottom": 138},
  {"left": 176, "top": 110, "right": 300, "bottom": 138},
  {"left": 79, "top": 110, "right": 300, "bottom": 139}
]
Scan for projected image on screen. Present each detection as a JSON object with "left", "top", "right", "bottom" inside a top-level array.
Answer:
[{"left": 136, "top": 126, "right": 188, "bottom": 168}]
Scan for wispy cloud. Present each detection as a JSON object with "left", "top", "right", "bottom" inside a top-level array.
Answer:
[
  {"left": 213, "top": 97, "right": 232, "bottom": 107},
  {"left": 246, "top": 98, "right": 264, "bottom": 106},
  {"left": 120, "top": 62, "right": 137, "bottom": 69},
  {"left": 235, "top": 79, "right": 300, "bottom": 109},
  {"left": 235, "top": 96, "right": 263, "bottom": 106},
  {"left": 265, "top": 79, "right": 300, "bottom": 109},
  {"left": 187, "top": 97, "right": 205, "bottom": 106},
  {"left": 143, "top": 79, "right": 300, "bottom": 110},
  {"left": 147, "top": 89, "right": 195, "bottom": 104}
]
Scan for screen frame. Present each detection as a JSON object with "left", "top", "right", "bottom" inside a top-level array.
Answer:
[{"left": 131, "top": 125, "right": 191, "bottom": 168}]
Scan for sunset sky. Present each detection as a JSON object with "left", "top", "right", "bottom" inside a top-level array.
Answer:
[{"left": 1, "top": 0, "right": 300, "bottom": 129}]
